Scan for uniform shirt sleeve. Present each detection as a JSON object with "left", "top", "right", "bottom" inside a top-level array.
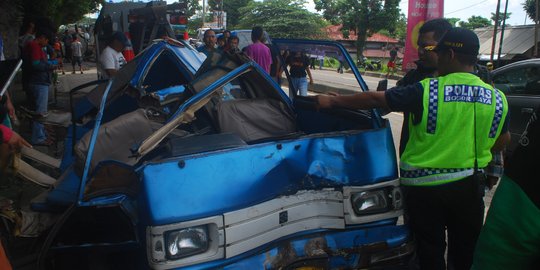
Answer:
[{"left": 384, "top": 83, "right": 424, "bottom": 112}]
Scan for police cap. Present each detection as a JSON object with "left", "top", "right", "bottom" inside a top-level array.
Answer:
[{"left": 435, "top": 27, "right": 480, "bottom": 56}]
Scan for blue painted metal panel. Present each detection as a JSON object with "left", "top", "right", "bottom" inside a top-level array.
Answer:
[
  {"left": 78, "top": 80, "right": 115, "bottom": 205},
  {"left": 152, "top": 85, "right": 187, "bottom": 103},
  {"left": 141, "top": 127, "right": 397, "bottom": 225}
]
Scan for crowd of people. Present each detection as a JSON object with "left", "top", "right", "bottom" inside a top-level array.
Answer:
[
  {"left": 0, "top": 19, "right": 127, "bottom": 149},
  {"left": 197, "top": 26, "right": 315, "bottom": 96}
]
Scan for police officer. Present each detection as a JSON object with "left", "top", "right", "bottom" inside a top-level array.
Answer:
[
  {"left": 396, "top": 18, "right": 452, "bottom": 155},
  {"left": 316, "top": 28, "right": 510, "bottom": 270}
]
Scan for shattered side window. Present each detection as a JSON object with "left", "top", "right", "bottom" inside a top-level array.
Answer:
[
  {"left": 142, "top": 50, "right": 190, "bottom": 93},
  {"left": 220, "top": 80, "right": 247, "bottom": 100}
]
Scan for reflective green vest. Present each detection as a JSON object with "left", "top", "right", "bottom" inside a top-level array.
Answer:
[{"left": 400, "top": 72, "right": 508, "bottom": 186}]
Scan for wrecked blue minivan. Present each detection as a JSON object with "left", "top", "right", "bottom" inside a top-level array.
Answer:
[{"left": 23, "top": 38, "right": 413, "bottom": 269}]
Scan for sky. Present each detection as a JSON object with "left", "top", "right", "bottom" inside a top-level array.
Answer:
[
  {"left": 399, "top": 0, "right": 531, "bottom": 26},
  {"left": 164, "top": 0, "right": 532, "bottom": 26}
]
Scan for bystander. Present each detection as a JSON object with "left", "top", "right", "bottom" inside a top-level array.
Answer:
[
  {"left": 22, "top": 28, "right": 56, "bottom": 145},
  {"left": 244, "top": 26, "right": 272, "bottom": 74},
  {"left": 286, "top": 50, "right": 313, "bottom": 96},
  {"left": 99, "top": 31, "right": 128, "bottom": 79},
  {"left": 71, "top": 34, "right": 83, "bottom": 74},
  {"left": 197, "top": 30, "right": 217, "bottom": 56}
]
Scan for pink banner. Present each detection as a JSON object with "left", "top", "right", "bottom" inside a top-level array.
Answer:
[{"left": 402, "top": 0, "right": 444, "bottom": 71}]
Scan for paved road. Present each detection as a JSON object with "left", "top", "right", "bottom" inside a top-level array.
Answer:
[{"left": 309, "top": 68, "right": 398, "bottom": 92}]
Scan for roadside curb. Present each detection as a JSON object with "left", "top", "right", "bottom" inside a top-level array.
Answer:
[{"left": 361, "top": 71, "right": 402, "bottom": 81}]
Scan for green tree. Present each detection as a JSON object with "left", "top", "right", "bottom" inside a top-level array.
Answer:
[
  {"left": 459, "top": 16, "right": 492, "bottom": 30},
  {"left": 208, "top": 0, "right": 254, "bottom": 28},
  {"left": 523, "top": 0, "right": 539, "bottom": 22},
  {"left": 446, "top": 17, "right": 461, "bottom": 27},
  {"left": 314, "top": 0, "right": 400, "bottom": 61},
  {"left": 237, "top": 0, "right": 326, "bottom": 39},
  {"left": 490, "top": 11, "right": 512, "bottom": 26},
  {"left": 19, "top": 0, "right": 103, "bottom": 26},
  {"left": 393, "top": 13, "right": 407, "bottom": 42},
  {"left": 378, "top": 13, "right": 406, "bottom": 42},
  {"left": 187, "top": 16, "right": 203, "bottom": 31},
  {"left": 185, "top": 0, "right": 202, "bottom": 18}
]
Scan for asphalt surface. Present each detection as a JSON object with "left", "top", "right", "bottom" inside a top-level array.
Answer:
[{"left": 309, "top": 68, "right": 399, "bottom": 92}]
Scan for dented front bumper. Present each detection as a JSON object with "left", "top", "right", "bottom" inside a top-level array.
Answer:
[{"left": 178, "top": 225, "right": 413, "bottom": 269}]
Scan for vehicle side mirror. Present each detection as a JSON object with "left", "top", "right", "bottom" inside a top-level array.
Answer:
[
  {"left": 377, "top": 79, "right": 388, "bottom": 91},
  {"left": 376, "top": 79, "right": 390, "bottom": 116}
]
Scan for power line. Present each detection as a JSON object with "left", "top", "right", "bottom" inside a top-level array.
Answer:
[{"left": 445, "top": 0, "right": 490, "bottom": 16}]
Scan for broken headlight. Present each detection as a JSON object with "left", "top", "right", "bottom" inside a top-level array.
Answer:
[
  {"left": 351, "top": 187, "right": 402, "bottom": 215},
  {"left": 165, "top": 226, "right": 209, "bottom": 260}
]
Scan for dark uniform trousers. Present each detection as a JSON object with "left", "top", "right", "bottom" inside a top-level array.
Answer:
[{"left": 404, "top": 175, "right": 485, "bottom": 270}]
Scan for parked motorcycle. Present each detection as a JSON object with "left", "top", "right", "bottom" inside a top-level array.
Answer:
[{"left": 358, "top": 58, "right": 382, "bottom": 71}]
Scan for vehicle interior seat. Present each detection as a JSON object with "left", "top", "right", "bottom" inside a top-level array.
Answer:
[
  {"left": 73, "top": 108, "right": 189, "bottom": 176},
  {"left": 215, "top": 99, "right": 297, "bottom": 142}
]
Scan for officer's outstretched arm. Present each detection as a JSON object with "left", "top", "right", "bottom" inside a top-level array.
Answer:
[
  {"left": 492, "top": 131, "right": 510, "bottom": 152},
  {"left": 316, "top": 92, "right": 388, "bottom": 110}
]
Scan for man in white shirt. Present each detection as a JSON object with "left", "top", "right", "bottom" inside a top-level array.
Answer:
[{"left": 99, "top": 31, "right": 128, "bottom": 79}]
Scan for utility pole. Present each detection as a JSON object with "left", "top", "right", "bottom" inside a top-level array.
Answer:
[
  {"left": 497, "top": 0, "right": 509, "bottom": 67},
  {"left": 490, "top": 0, "right": 501, "bottom": 64},
  {"left": 202, "top": 0, "right": 206, "bottom": 27},
  {"left": 533, "top": 0, "right": 539, "bottom": 57},
  {"left": 221, "top": 0, "right": 224, "bottom": 29},
  {"left": 217, "top": 0, "right": 223, "bottom": 29}
]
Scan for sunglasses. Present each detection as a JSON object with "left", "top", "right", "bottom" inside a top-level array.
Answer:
[{"left": 420, "top": 45, "right": 437, "bottom": 52}]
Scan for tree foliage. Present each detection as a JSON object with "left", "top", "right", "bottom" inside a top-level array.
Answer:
[
  {"left": 393, "top": 13, "right": 407, "bottom": 42},
  {"left": 237, "top": 0, "right": 326, "bottom": 39},
  {"left": 208, "top": 0, "right": 254, "bottom": 28},
  {"left": 490, "top": 11, "right": 512, "bottom": 26},
  {"left": 19, "top": 0, "right": 103, "bottom": 27},
  {"left": 314, "top": 0, "right": 400, "bottom": 60},
  {"left": 459, "top": 16, "right": 491, "bottom": 30},
  {"left": 186, "top": 0, "right": 202, "bottom": 18},
  {"left": 378, "top": 12, "right": 406, "bottom": 42},
  {"left": 446, "top": 17, "right": 461, "bottom": 27},
  {"left": 523, "top": 0, "right": 539, "bottom": 22}
]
